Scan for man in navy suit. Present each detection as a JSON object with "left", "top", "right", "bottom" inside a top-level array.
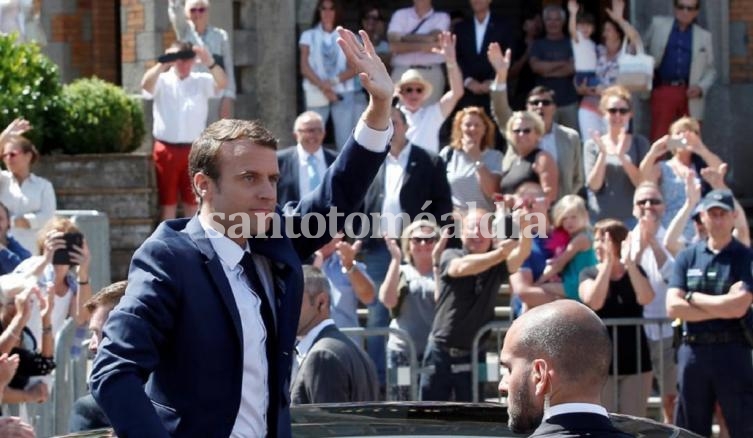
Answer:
[
  {"left": 453, "top": 0, "right": 514, "bottom": 113},
  {"left": 276, "top": 111, "right": 338, "bottom": 208},
  {"left": 90, "top": 28, "right": 394, "bottom": 438},
  {"left": 499, "top": 300, "right": 631, "bottom": 437}
]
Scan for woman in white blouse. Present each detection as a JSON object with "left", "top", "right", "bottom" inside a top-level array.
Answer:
[{"left": 0, "top": 122, "right": 56, "bottom": 255}]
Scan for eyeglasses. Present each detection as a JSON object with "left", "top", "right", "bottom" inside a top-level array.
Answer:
[
  {"left": 527, "top": 99, "right": 553, "bottom": 107},
  {"left": 635, "top": 198, "right": 663, "bottom": 206},
  {"left": 606, "top": 107, "right": 630, "bottom": 115},
  {"left": 189, "top": 7, "right": 207, "bottom": 14},
  {"left": 2, "top": 151, "right": 19, "bottom": 159},
  {"left": 512, "top": 128, "right": 533, "bottom": 135},
  {"left": 410, "top": 236, "right": 437, "bottom": 244},
  {"left": 675, "top": 4, "right": 698, "bottom": 11},
  {"left": 401, "top": 86, "right": 424, "bottom": 95}
]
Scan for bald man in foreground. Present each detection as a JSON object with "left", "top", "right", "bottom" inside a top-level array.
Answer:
[{"left": 499, "top": 300, "right": 631, "bottom": 437}]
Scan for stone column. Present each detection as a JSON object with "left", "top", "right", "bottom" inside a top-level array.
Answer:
[{"left": 238, "top": 0, "right": 297, "bottom": 146}]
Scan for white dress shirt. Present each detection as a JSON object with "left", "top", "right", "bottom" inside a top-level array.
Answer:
[
  {"left": 295, "top": 145, "right": 328, "bottom": 199},
  {"left": 148, "top": 70, "right": 217, "bottom": 143},
  {"left": 200, "top": 218, "right": 275, "bottom": 438},
  {"left": 0, "top": 171, "right": 56, "bottom": 255},
  {"left": 544, "top": 402, "right": 609, "bottom": 420},
  {"left": 380, "top": 144, "right": 412, "bottom": 238},
  {"left": 474, "top": 12, "right": 491, "bottom": 54}
]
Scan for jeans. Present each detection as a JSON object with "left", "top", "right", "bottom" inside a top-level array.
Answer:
[
  {"left": 419, "top": 339, "right": 485, "bottom": 402},
  {"left": 308, "top": 90, "right": 367, "bottom": 151},
  {"left": 362, "top": 245, "right": 392, "bottom": 387}
]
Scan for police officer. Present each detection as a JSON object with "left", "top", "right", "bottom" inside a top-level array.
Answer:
[{"left": 667, "top": 189, "right": 753, "bottom": 438}]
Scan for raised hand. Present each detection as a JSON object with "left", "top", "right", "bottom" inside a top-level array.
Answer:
[
  {"left": 0, "top": 353, "right": 20, "bottom": 389},
  {"left": 431, "top": 31, "right": 458, "bottom": 65},
  {"left": 336, "top": 239, "right": 362, "bottom": 270},
  {"left": 486, "top": 42, "right": 511, "bottom": 73},
  {"left": 684, "top": 170, "right": 701, "bottom": 205},
  {"left": 606, "top": 0, "right": 625, "bottom": 21},
  {"left": 192, "top": 45, "right": 213, "bottom": 66},
  {"left": 567, "top": 0, "right": 579, "bottom": 15},
  {"left": 384, "top": 235, "right": 402, "bottom": 261},
  {"left": 616, "top": 129, "right": 632, "bottom": 156},
  {"left": 69, "top": 238, "right": 91, "bottom": 274},
  {"left": 337, "top": 27, "right": 392, "bottom": 102},
  {"left": 0, "top": 417, "right": 35, "bottom": 438},
  {"left": 591, "top": 131, "right": 607, "bottom": 155},
  {"left": 700, "top": 162, "right": 728, "bottom": 190},
  {"left": 1, "top": 118, "right": 31, "bottom": 139},
  {"left": 648, "top": 135, "right": 670, "bottom": 157}
]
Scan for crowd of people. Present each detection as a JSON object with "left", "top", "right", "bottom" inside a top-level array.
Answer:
[{"left": 0, "top": 0, "right": 750, "bottom": 437}]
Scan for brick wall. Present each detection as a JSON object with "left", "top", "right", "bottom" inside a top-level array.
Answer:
[{"left": 729, "top": 0, "right": 753, "bottom": 82}]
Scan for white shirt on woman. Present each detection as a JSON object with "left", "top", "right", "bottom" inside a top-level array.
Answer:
[{"left": 0, "top": 171, "right": 56, "bottom": 255}]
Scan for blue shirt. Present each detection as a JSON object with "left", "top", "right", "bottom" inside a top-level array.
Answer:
[
  {"left": 669, "top": 238, "right": 753, "bottom": 335},
  {"left": 321, "top": 253, "right": 372, "bottom": 330},
  {"left": 657, "top": 20, "right": 693, "bottom": 83},
  {"left": 512, "top": 235, "right": 552, "bottom": 318},
  {"left": 0, "top": 235, "right": 31, "bottom": 275}
]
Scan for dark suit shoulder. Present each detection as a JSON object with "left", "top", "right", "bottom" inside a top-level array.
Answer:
[
  {"left": 530, "top": 413, "right": 632, "bottom": 438},
  {"left": 277, "top": 146, "right": 297, "bottom": 160}
]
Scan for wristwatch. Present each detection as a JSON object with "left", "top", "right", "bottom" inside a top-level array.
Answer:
[
  {"left": 341, "top": 263, "right": 358, "bottom": 275},
  {"left": 684, "top": 291, "right": 694, "bottom": 303}
]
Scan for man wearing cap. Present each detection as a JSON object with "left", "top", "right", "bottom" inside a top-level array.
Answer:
[
  {"left": 667, "top": 188, "right": 753, "bottom": 437},
  {"left": 142, "top": 41, "right": 227, "bottom": 220},
  {"left": 394, "top": 31, "right": 464, "bottom": 155},
  {"left": 387, "top": 0, "right": 450, "bottom": 105}
]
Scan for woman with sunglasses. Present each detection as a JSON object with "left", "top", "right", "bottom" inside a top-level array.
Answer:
[
  {"left": 168, "top": 0, "right": 235, "bottom": 119},
  {"left": 442, "top": 106, "right": 503, "bottom": 212},
  {"left": 299, "top": 0, "right": 366, "bottom": 151},
  {"left": 0, "top": 119, "right": 56, "bottom": 256},
  {"left": 379, "top": 220, "right": 439, "bottom": 400},
  {"left": 639, "top": 116, "right": 722, "bottom": 242},
  {"left": 499, "top": 111, "right": 559, "bottom": 204},
  {"left": 575, "top": 0, "right": 643, "bottom": 138},
  {"left": 584, "top": 85, "right": 649, "bottom": 226}
]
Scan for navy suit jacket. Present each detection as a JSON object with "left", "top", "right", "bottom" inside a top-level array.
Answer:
[
  {"left": 454, "top": 13, "right": 515, "bottom": 109},
  {"left": 359, "top": 145, "right": 453, "bottom": 250},
  {"left": 277, "top": 146, "right": 338, "bottom": 208},
  {"left": 529, "top": 413, "right": 632, "bottom": 438},
  {"left": 90, "top": 136, "right": 388, "bottom": 438}
]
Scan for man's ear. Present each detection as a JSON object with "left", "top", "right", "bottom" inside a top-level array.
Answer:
[
  {"left": 193, "top": 172, "right": 211, "bottom": 200},
  {"left": 532, "top": 358, "right": 550, "bottom": 396}
]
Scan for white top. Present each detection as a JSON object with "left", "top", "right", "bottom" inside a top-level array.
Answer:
[
  {"left": 544, "top": 402, "right": 609, "bottom": 420},
  {"left": 299, "top": 24, "right": 354, "bottom": 93},
  {"left": 0, "top": 0, "right": 31, "bottom": 39},
  {"left": 200, "top": 218, "right": 276, "bottom": 438},
  {"left": 445, "top": 148, "right": 503, "bottom": 212},
  {"left": 538, "top": 126, "right": 559, "bottom": 162},
  {"left": 147, "top": 70, "right": 217, "bottom": 143},
  {"left": 295, "top": 145, "right": 328, "bottom": 199},
  {"left": 402, "top": 102, "right": 445, "bottom": 154},
  {"left": 0, "top": 171, "right": 56, "bottom": 255},
  {"left": 388, "top": 7, "right": 450, "bottom": 67},
  {"left": 629, "top": 225, "right": 675, "bottom": 340},
  {"left": 572, "top": 30, "right": 598, "bottom": 71},
  {"left": 474, "top": 12, "right": 491, "bottom": 54},
  {"left": 380, "top": 144, "right": 412, "bottom": 239}
]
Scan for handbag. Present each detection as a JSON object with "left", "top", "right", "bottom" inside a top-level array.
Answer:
[
  {"left": 302, "top": 79, "right": 329, "bottom": 108},
  {"left": 616, "top": 39, "right": 654, "bottom": 93}
]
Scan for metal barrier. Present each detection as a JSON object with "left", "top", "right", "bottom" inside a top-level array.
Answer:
[
  {"left": 55, "top": 210, "right": 111, "bottom": 294},
  {"left": 340, "top": 326, "right": 419, "bottom": 401},
  {"left": 470, "top": 317, "right": 674, "bottom": 406}
]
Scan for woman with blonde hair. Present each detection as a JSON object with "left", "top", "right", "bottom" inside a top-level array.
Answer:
[
  {"left": 499, "top": 110, "right": 559, "bottom": 204},
  {"left": 639, "top": 116, "right": 722, "bottom": 241},
  {"left": 441, "top": 106, "right": 503, "bottom": 212},
  {"left": 584, "top": 85, "right": 649, "bottom": 225},
  {"left": 379, "top": 220, "right": 439, "bottom": 400}
]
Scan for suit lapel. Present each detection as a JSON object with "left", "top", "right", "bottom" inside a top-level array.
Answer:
[
  {"left": 288, "top": 152, "right": 301, "bottom": 201},
  {"left": 401, "top": 146, "right": 418, "bottom": 194},
  {"left": 185, "top": 216, "right": 244, "bottom": 344}
]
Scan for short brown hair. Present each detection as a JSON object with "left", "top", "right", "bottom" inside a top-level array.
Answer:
[
  {"left": 36, "top": 217, "right": 82, "bottom": 254},
  {"left": 449, "top": 106, "right": 496, "bottom": 151},
  {"left": 188, "top": 119, "right": 278, "bottom": 199},
  {"left": 85, "top": 280, "right": 127, "bottom": 313},
  {"left": 593, "top": 218, "right": 629, "bottom": 252}
]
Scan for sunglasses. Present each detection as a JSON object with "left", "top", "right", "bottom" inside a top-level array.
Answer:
[
  {"left": 512, "top": 128, "right": 533, "bottom": 135},
  {"left": 527, "top": 99, "right": 553, "bottom": 107},
  {"left": 410, "top": 236, "right": 437, "bottom": 244},
  {"left": 635, "top": 198, "right": 663, "bottom": 206},
  {"left": 675, "top": 4, "right": 698, "bottom": 11},
  {"left": 401, "top": 86, "right": 424, "bottom": 95},
  {"left": 2, "top": 151, "right": 20, "bottom": 159},
  {"left": 606, "top": 107, "right": 630, "bottom": 115},
  {"left": 189, "top": 7, "right": 207, "bottom": 13}
]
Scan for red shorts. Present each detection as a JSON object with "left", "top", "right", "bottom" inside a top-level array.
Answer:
[{"left": 152, "top": 140, "right": 197, "bottom": 207}]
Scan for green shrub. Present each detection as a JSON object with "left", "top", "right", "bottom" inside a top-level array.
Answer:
[
  {"left": 57, "top": 77, "right": 145, "bottom": 154},
  {"left": 0, "top": 33, "right": 62, "bottom": 150}
]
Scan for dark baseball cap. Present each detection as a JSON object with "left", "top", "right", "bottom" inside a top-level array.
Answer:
[{"left": 701, "top": 189, "right": 734, "bottom": 212}]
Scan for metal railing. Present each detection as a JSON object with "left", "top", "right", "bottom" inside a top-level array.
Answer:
[
  {"left": 470, "top": 317, "right": 674, "bottom": 405},
  {"left": 340, "top": 326, "right": 419, "bottom": 401}
]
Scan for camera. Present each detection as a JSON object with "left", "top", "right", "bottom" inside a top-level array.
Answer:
[{"left": 52, "top": 232, "right": 84, "bottom": 266}]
